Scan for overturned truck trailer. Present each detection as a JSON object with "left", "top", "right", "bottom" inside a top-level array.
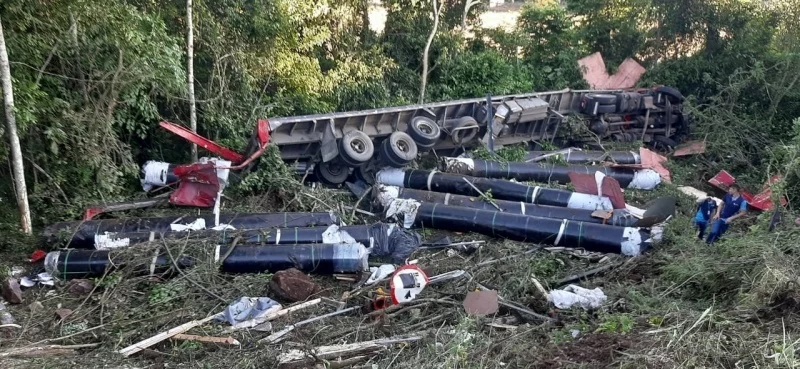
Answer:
[{"left": 261, "top": 86, "right": 690, "bottom": 185}]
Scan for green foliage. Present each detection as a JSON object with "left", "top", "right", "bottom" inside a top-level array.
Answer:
[
  {"left": 516, "top": 3, "right": 586, "bottom": 89},
  {"left": 429, "top": 50, "right": 533, "bottom": 100},
  {"left": 596, "top": 314, "right": 635, "bottom": 334}
]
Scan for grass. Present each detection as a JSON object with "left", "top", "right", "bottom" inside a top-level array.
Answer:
[{"left": 3, "top": 151, "right": 800, "bottom": 369}]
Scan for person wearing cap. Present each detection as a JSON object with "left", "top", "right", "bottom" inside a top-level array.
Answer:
[
  {"left": 694, "top": 197, "right": 718, "bottom": 240},
  {"left": 706, "top": 184, "right": 748, "bottom": 244}
]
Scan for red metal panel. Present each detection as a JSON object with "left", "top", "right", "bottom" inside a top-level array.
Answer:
[{"left": 159, "top": 121, "right": 245, "bottom": 164}]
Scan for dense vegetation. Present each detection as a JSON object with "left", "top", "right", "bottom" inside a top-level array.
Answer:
[{"left": 1, "top": 0, "right": 799, "bottom": 226}]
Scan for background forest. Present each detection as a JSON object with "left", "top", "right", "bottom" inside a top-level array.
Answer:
[{"left": 2, "top": 0, "right": 800, "bottom": 227}]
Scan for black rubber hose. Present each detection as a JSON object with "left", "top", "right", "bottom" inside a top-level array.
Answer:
[
  {"left": 43, "top": 212, "right": 340, "bottom": 249},
  {"left": 376, "top": 169, "right": 613, "bottom": 210},
  {"left": 216, "top": 243, "right": 369, "bottom": 274},
  {"left": 390, "top": 201, "right": 652, "bottom": 256},
  {"left": 390, "top": 187, "right": 637, "bottom": 227},
  {"left": 442, "top": 158, "right": 637, "bottom": 187}
]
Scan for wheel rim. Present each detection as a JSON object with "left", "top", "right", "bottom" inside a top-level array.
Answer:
[
  {"left": 324, "top": 163, "right": 345, "bottom": 176},
  {"left": 350, "top": 138, "right": 367, "bottom": 154},
  {"left": 396, "top": 140, "right": 410, "bottom": 153},
  {"left": 417, "top": 122, "right": 434, "bottom": 135}
]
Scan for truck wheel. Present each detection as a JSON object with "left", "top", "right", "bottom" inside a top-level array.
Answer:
[
  {"left": 407, "top": 116, "right": 441, "bottom": 149},
  {"left": 654, "top": 86, "right": 685, "bottom": 104},
  {"left": 380, "top": 131, "right": 418, "bottom": 168},
  {"left": 651, "top": 135, "right": 677, "bottom": 153},
  {"left": 339, "top": 130, "right": 374, "bottom": 166},
  {"left": 449, "top": 116, "right": 479, "bottom": 145},
  {"left": 354, "top": 159, "right": 378, "bottom": 185},
  {"left": 315, "top": 161, "right": 350, "bottom": 185}
]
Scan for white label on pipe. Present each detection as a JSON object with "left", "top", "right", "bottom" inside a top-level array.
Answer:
[
  {"left": 170, "top": 218, "right": 206, "bottom": 231},
  {"left": 376, "top": 168, "right": 406, "bottom": 186},
  {"left": 95, "top": 233, "right": 131, "bottom": 250},
  {"left": 385, "top": 198, "right": 421, "bottom": 229},
  {"left": 322, "top": 224, "right": 357, "bottom": 244},
  {"left": 566, "top": 193, "right": 614, "bottom": 211}
]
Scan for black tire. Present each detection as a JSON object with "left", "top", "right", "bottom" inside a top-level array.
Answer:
[
  {"left": 339, "top": 130, "right": 374, "bottom": 166},
  {"left": 586, "top": 93, "right": 617, "bottom": 105},
  {"left": 407, "top": 116, "right": 441, "bottom": 148},
  {"left": 354, "top": 160, "right": 378, "bottom": 185},
  {"left": 449, "top": 116, "right": 479, "bottom": 145},
  {"left": 654, "top": 86, "right": 685, "bottom": 104},
  {"left": 651, "top": 135, "right": 677, "bottom": 153},
  {"left": 380, "top": 131, "right": 418, "bottom": 167},
  {"left": 315, "top": 161, "right": 350, "bottom": 185}
]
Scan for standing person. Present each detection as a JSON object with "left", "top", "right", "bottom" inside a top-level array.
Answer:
[
  {"left": 706, "top": 184, "right": 748, "bottom": 244},
  {"left": 694, "top": 197, "right": 718, "bottom": 240}
]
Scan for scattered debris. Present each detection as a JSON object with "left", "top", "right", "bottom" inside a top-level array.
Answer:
[
  {"left": 549, "top": 285, "right": 608, "bottom": 310},
  {"left": 366, "top": 264, "right": 397, "bottom": 286},
  {"left": 672, "top": 140, "right": 707, "bottom": 157},
  {"left": 708, "top": 170, "right": 788, "bottom": 211},
  {"left": 0, "top": 301, "right": 17, "bottom": 327},
  {"left": 260, "top": 306, "right": 361, "bottom": 344},
  {"left": 463, "top": 290, "right": 499, "bottom": 317},
  {"left": 578, "top": 52, "right": 646, "bottom": 89},
  {"left": 66, "top": 279, "right": 94, "bottom": 296},
  {"left": 389, "top": 265, "right": 430, "bottom": 304},
  {"left": 0, "top": 343, "right": 100, "bottom": 358},
  {"left": 276, "top": 334, "right": 424, "bottom": 369},
  {"left": 171, "top": 333, "right": 241, "bottom": 346},
  {"left": 54, "top": 308, "right": 73, "bottom": 320},
  {"left": 269, "top": 269, "right": 323, "bottom": 302},
  {"left": 2, "top": 278, "right": 23, "bottom": 304},
  {"left": 221, "top": 298, "right": 322, "bottom": 334},
  {"left": 118, "top": 312, "right": 224, "bottom": 357},
  {"left": 20, "top": 273, "right": 55, "bottom": 288},
  {"left": 218, "top": 297, "right": 282, "bottom": 327}
]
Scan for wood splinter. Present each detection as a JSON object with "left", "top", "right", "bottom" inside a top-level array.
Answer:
[{"left": 172, "top": 333, "right": 240, "bottom": 346}]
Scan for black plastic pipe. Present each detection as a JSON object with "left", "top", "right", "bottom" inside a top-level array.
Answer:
[
  {"left": 43, "top": 212, "right": 339, "bottom": 249},
  {"left": 525, "top": 149, "right": 640, "bottom": 164},
  {"left": 441, "top": 157, "right": 660, "bottom": 190},
  {"left": 44, "top": 249, "right": 195, "bottom": 280},
  {"left": 68, "top": 223, "right": 389, "bottom": 250},
  {"left": 376, "top": 169, "right": 613, "bottom": 211},
  {"left": 384, "top": 186, "right": 637, "bottom": 227},
  {"left": 385, "top": 200, "right": 653, "bottom": 256},
  {"left": 216, "top": 243, "right": 369, "bottom": 274}
]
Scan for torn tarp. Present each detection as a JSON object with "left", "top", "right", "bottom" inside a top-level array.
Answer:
[
  {"left": 217, "top": 297, "right": 282, "bottom": 327},
  {"left": 383, "top": 198, "right": 659, "bottom": 256},
  {"left": 549, "top": 285, "right": 607, "bottom": 310},
  {"left": 442, "top": 157, "right": 661, "bottom": 190},
  {"left": 42, "top": 212, "right": 340, "bottom": 249},
  {"left": 376, "top": 169, "right": 616, "bottom": 211}
]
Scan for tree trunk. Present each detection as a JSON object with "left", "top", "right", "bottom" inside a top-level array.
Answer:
[
  {"left": 0, "top": 17, "right": 33, "bottom": 235},
  {"left": 420, "top": 0, "right": 441, "bottom": 104},
  {"left": 187, "top": 0, "right": 198, "bottom": 162},
  {"left": 462, "top": 0, "right": 481, "bottom": 35}
]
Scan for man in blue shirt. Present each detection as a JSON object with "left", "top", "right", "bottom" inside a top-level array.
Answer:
[
  {"left": 694, "top": 197, "right": 718, "bottom": 240},
  {"left": 706, "top": 184, "right": 748, "bottom": 244}
]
